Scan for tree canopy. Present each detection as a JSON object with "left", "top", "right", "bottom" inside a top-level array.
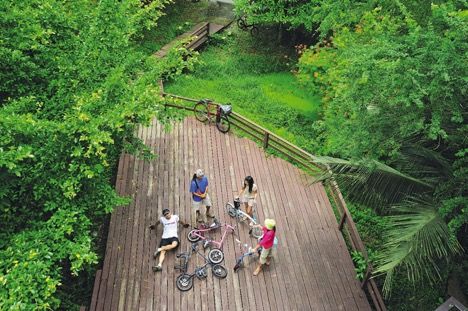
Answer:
[
  {"left": 0, "top": 0, "right": 194, "bottom": 308},
  {"left": 238, "top": 0, "right": 467, "bottom": 297}
]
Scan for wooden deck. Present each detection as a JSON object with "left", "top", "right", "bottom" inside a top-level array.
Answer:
[{"left": 89, "top": 117, "right": 371, "bottom": 311}]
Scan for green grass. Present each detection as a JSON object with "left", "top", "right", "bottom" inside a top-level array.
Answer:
[
  {"left": 136, "top": 0, "right": 231, "bottom": 54},
  {"left": 164, "top": 29, "right": 322, "bottom": 152}
]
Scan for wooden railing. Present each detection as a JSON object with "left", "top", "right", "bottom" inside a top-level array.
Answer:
[
  {"left": 161, "top": 91, "right": 386, "bottom": 310},
  {"left": 185, "top": 22, "right": 210, "bottom": 51}
]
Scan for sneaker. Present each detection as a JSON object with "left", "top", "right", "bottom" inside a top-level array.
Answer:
[{"left": 152, "top": 265, "right": 162, "bottom": 272}]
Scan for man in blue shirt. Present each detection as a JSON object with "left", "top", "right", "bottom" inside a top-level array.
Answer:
[{"left": 189, "top": 169, "right": 214, "bottom": 226}]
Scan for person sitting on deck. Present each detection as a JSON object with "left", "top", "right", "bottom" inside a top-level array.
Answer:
[
  {"left": 150, "top": 208, "right": 189, "bottom": 272},
  {"left": 251, "top": 218, "right": 276, "bottom": 276}
]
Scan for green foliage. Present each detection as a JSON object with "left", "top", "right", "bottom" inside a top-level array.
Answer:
[
  {"left": 166, "top": 29, "right": 322, "bottom": 152},
  {"left": 383, "top": 267, "right": 448, "bottom": 311},
  {"left": 137, "top": 0, "right": 209, "bottom": 54},
  {"left": 348, "top": 203, "right": 390, "bottom": 251},
  {"left": 0, "top": 0, "right": 195, "bottom": 308},
  {"left": 299, "top": 1, "right": 467, "bottom": 299},
  {"left": 351, "top": 251, "right": 368, "bottom": 281}
]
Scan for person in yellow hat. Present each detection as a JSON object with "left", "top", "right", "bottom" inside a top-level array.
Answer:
[{"left": 251, "top": 218, "right": 276, "bottom": 276}]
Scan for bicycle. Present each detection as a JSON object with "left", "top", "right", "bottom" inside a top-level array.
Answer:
[
  {"left": 225, "top": 198, "right": 263, "bottom": 238},
  {"left": 194, "top": 99, "right": 232, "bottom": 133},
  {"left": 233, "top": 238, "right": 262, "bottom": 272},
  {"left": 236, "top": 15, "right": 259, "bottom": 37},
  {"left": 187, "top": 220, "right": 234, "bottom": 264},
  {"left": 175, "top": 242, "right": 228, "bottom": 291}
]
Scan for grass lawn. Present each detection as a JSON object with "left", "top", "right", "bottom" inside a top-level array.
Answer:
[{"left": 164, "top": 29, "right": 322, "bottom": 152}]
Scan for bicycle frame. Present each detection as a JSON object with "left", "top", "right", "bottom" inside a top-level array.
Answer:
[
  {"left": 202, "top": 101, "right": 222, "bottom": 123},
  {"left": 190, "top": 223, "right": 235, "bottom": 249},
  {"left": 225, "top": 198, "right": 263, "bottom": 238},
  {"left": 233, "top": 238, "right": 262, "bottom": 272}
]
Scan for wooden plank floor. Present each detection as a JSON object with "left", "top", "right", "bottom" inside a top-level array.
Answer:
[{"left": 90, "top": 117, "right": 371, "bottom": 311}]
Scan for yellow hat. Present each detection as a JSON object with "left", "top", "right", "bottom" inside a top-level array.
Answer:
[{"left": 264, "top": 219, "right": 276, "bottom": 230}]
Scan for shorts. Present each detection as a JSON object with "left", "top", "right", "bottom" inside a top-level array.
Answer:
[
  {"left": 192, "top": 194, "right": 212, "bottom": 210},
  {"left": 259, "top": 247, "right": 273, "bottom": 264},
  {"left": 192, "top": 194, "right": 212, "bottom": 224},
  {"left": 159, "top": 237, "right": 180, "bottom": 248},
  {"left": 241, "top": 196, "right": 256, "bottom": 207}
]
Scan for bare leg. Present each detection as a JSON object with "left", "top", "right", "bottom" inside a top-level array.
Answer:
[
  {"left": 243, "top": 203, "right": 249, "bottom": 220},
  {"left": 253, "top": 263, "right": 262, "bottom": 276},
  {"left": 157, "top": 250, "right": 167, "bottom": 266},
  {"left": 246, "top": 204, "right": 253, "bottom": 218},
  {"left": 206, "top": 206, "right": 214, "bottom": 218},
  {"left": 156, "top": 241, "right": 178, "bottom": 267}
]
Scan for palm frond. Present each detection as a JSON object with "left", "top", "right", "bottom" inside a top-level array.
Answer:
[
  {"left": 396, "top": 144, "right": 452, "bottom": 182},
  {"left": 372, "top": 197, "right": 462, "bottom": 296},
  {"left": 312, "top": 156, "right": 433, "bottom": 210}
]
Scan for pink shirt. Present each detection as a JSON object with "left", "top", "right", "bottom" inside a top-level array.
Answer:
[{"left": 260, "top": 226, "right": 275, "bottom": 249}]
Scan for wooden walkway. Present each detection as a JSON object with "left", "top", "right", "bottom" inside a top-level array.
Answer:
[{"left": 89, "top": 117, "right": 371, "bottom": 311}]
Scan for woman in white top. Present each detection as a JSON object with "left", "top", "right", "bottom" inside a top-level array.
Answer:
[{"left": 238, "top": 176, "right": 258, "bottom": 218}]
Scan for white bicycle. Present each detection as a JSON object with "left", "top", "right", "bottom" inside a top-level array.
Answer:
[{"left": 225, "top": 198, "right": 263, "bottom": 238}]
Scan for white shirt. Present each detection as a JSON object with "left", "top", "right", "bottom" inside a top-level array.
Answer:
[{"left": 160, "top": 215, "right": 179, "bottom": 239}]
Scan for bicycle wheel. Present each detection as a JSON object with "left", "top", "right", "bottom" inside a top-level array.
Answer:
[
  {"left": 233, "top": 259, "right": 242, "bottom": 272},
  {"left": 250, "top": 26, "right": 259, "bottom": 37},
  {"left": 187, "top": 229, "right": 201, "bottom": 243},
  {"left": 194, "top": 103, "right": 208, "bottom": 122},
  {"left": 212, "top": 264, "right": 228, "bottom": 279},
  {"left": 176, "top": 274, "right": 193, "bottom": 291},
  {"left": 226, "top": 203, "right": 237, "bottom": 218},
  {"left": 208, "top": 248, "right": 224, "bottom": 264},
  {"left": 237, "top": 17, "right": 247, "bottom": 30},
  {"left": 216, "top": 115, "right": 230, "bottom": 133}
]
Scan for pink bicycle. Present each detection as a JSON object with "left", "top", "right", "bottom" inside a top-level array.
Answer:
[{"left": 187, "top": 219, "right": 235, "bottom": 264}]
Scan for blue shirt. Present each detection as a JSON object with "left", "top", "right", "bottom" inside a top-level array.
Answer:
[{"left": 190, "top": 176, "right": 208, "bottom": 202}]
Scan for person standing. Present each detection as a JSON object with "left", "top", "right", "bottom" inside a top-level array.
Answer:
[
  {"left": 190, "top": 169, "right": 214, "bottom": 225},
  {"left": 238, "top": 176, "right": 258, "bottom": 219},
  {"left": 150, "top": 208, "right": 188, "bottom": 271},
  {"left": 251, "top": 218, "right": 276, "bottom": 276}
]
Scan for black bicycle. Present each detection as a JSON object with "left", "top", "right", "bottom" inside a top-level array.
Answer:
[
  {"left": 175, "top": 242, "right": 228, "bottom": 291},
  {"left": 236, "top": 16, "right": 259, "bottom": 37},
  {"left": 194, "top": 99, "right": 232, "bottom": 133}
]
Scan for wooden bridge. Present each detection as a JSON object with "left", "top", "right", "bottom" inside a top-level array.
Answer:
[{"left": 88, "top": 114, "right": 375, "bottom": 310}]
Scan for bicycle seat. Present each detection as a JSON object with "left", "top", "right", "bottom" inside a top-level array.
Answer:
[
  {"left": 176, "top": 253, "right": 189, "bottom": 259},
  {"left": 220, "top": 105, "right": 232, "bottom": 115}
]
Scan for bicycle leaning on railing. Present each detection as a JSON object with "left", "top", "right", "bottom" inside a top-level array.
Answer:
[{"left": 194, "top": 99, "right": 232, "bottom": 133}]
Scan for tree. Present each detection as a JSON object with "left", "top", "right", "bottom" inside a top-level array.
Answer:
[
  {"left": 298, "top": 0, "right": 467, "bottom": 296},
  {"left": 0, "top": 0, "right": 196, "bottom": 308},
  {"left": 315, "top": 148, "right": 466, "bottom": 294}
]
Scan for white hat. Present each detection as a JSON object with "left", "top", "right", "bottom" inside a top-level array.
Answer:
[{"left": 196, "top": 169, "right": 204, "bottom": 177}]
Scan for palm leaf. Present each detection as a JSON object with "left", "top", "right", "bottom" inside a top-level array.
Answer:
[
  {"left": 312, "top": 156, "right": 433, "bottom": 210},
  {"left": 373, "top": 197, "right": 462, "bottom": 296},
  {"left": 396, "top": 144, "right": 452, "bottom": 182}
]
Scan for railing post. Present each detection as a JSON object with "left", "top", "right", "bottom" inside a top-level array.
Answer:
[
  {"left": 360, "top": 268, "right": 371, "bottom": 288},
  {"left": 338, "top": 213, "right": 347, "bottom": 230},
  {"left": 263, "top": 132, "right": 270, "bottom": 149}
]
